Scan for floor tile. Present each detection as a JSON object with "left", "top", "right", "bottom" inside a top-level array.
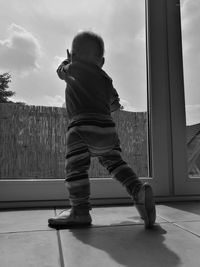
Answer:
[
  {"left": 91, "top": 206, "right": 166, "bottom": 226},
  {"left": 156, "top": 203, "right": 200, "bottom": 222},
  {"left": 0, "top": 231, "right": 61, "bottom": 267},
  {"left": 60, "top": 223, "right": 200, "bottom": 267},
  {"left": 56, "top": 205, "right": 166, "bottom": 227},
  {"left": 174, "top": 221, "right": 200, "bottom": 237},
  {"left": 166, "top": 202, "right": 200, "bottom": 215},
  {"left": 0, "top": 209, "right": 55, "bottom": 233}
]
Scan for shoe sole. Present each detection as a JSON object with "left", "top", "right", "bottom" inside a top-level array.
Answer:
[
  {"left": 48, "top": 220, "right": 92, "bottom": 229},
  {"left": 135, "top": 184, "right": 156, "bottom": 229}
]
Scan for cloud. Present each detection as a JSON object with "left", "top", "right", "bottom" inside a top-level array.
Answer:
[
  {"left": 44, "top": 95, "right": 64, "bottom": 107},
  {"left": 120, "top": 99, "right": 146, "bottom": 112},
  {"left": 181, "top": 0, "right": 200, "bottom": 56},
  {"left": 10, "top": 94, "right": 27, "bottom": 104},
  {"left": 186, "top": 105, "right": 200, "bottom": 125},
  {"left": 52, "top": 55, "right": 66, "bottom": 70},
  {"left": 134, "top": 28, "right": 145, "bottom": 44},
  {"left": 181, "top": 1, "right": 200, "bottom": 108},
  {"left": 0, "top": 23, "right": 41, "bottom": 73}
]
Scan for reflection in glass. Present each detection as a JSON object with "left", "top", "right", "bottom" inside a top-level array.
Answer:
[{"left": 181, "top": 0, "right": 200, "bottom": 177}]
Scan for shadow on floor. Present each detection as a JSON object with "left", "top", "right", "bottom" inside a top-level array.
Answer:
[
  {"left": 163, "top": 201, "right": 200, "bottom": 216},
  {"left": 69, "top": 225, "right": 181, "bottom": 267}
]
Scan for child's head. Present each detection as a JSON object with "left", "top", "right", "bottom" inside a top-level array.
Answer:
[{"left": 71, "top": 31, "right": 105, "bottom": 67}]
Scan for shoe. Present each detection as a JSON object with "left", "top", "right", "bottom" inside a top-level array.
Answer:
[
  {"left": 48, "top": 208, "right": 92, "bottom": 229},
  {"left": 134, "top": 182, "right": 156, "bottom": 229}
]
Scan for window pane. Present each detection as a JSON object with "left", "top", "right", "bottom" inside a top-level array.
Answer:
[
  {"left": 181, "top": 0, "right": 200, "bottom": 177},
  {"left": 0, "top": 0, "right": 149, "bottom": 179}
]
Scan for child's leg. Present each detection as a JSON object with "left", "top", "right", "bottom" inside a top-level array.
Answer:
[
  {"left": 98, "top": 149, "right": 142, "bottom": 197},
  {"left": 65, "top": 128, "right": 91, "bottom": 210},
  {"left": 98, "top": 149, "right": 156, "bottom": 228},
  {"left": 48, "top": 128, "right": 92, "bottom": 228}
]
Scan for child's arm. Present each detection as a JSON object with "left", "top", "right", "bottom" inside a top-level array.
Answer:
[
  {"left": 56, "top": 49, "right": 71, "bottom": 80},
  {"left": 110, "top": 87, "right": 121, "bottom": 112},
  {"left": 57, "top": 59, "right": 71, "bottom": 80}
]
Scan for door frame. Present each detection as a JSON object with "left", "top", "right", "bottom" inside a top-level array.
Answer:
[{"left": 1, "top": 0, "right": 199, "bottom": 208}]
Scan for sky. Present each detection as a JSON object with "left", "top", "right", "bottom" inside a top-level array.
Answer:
[{"left": 0, "top": 0, "right": 200, "bottom": 125}]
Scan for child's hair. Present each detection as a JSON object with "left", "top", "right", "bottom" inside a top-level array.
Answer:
[{"left": 71, "top": 31, "right": 104, "bottom": 63}]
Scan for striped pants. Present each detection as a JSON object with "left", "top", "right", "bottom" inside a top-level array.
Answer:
[{"left": 65, "top": 125, "right": 142, "bottom": 208}]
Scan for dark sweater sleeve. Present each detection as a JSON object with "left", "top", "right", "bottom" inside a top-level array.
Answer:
[
  {"left": 57, "top": 59, "right": 71, "bottom": 80},
  {"left": 110, "top": 87, "right": 121, "bottom": 112}
]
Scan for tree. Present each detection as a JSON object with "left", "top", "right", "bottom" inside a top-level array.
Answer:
[{"left": 0, "top": 72, "right": 15, "bottom": 103}]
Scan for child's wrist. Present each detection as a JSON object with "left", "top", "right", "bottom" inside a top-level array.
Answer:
[{"left": 62, "top": 59, "right": 70, "bottom": 65}]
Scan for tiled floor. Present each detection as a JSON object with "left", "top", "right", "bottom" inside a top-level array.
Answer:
[{"left": 1, "top": 202, "right": 200, "bottom": 267}]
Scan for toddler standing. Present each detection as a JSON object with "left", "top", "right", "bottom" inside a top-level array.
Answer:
[{"left": 48, "top": 31, "right": 156, "bottom": 229}]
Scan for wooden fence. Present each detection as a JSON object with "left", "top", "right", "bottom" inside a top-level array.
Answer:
[{"left": 0, "top": 104, "right": 148, "bottom": 179}]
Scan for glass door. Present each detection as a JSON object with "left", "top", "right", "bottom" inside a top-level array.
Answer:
[
  {"left": 0, "top": 0, "right": 172, "bottom": 206},
  {"left": 174, "top": 0, "right": 200, "bottom": 195}
]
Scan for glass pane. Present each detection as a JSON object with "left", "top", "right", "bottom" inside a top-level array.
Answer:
[
  {"left": 181, "top": 0, "right": 200, "bottom": 177},
  {"left": 0, "top": 0, "right": 149, "bottom": 179}
]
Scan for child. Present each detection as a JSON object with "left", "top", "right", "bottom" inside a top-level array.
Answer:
[{"left": 48, "top": 31, "right": 156, "bottom": 229}]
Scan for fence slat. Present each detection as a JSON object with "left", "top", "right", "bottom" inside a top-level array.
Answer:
[{"left": 0, "top": 104, "right": 148, "bottom": 179}]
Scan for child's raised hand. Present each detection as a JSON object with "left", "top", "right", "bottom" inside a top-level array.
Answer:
[{"left": 67, "top": 49, "right": 71, "bottom": 62}]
